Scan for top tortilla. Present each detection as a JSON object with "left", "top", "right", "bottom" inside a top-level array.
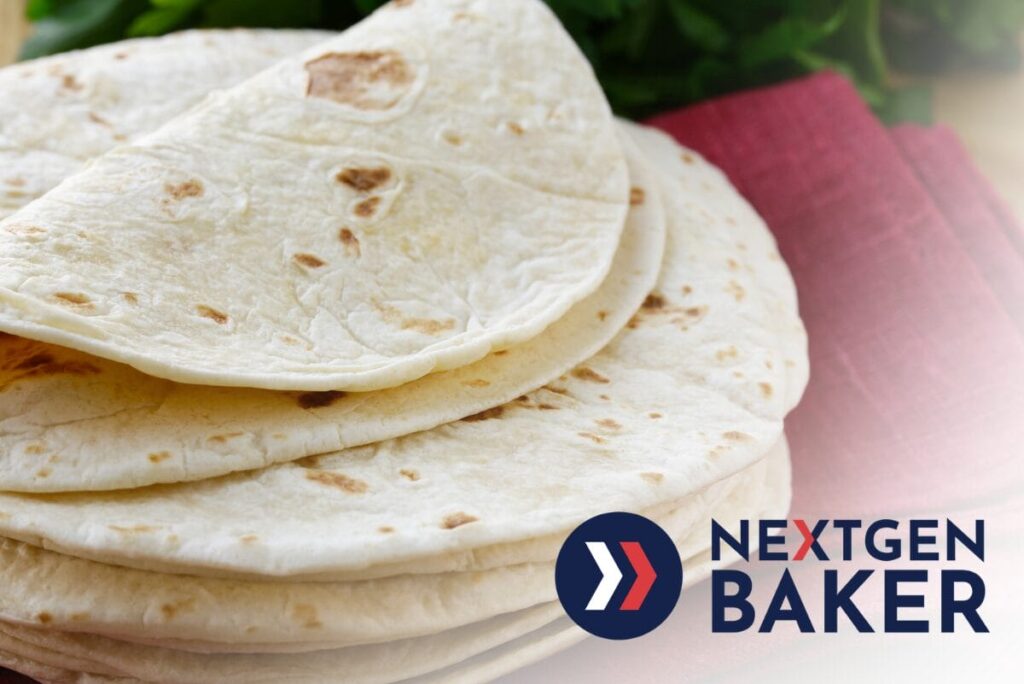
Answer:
[{"left": 0, "top": 0, "right": 629, "bottom": 391}]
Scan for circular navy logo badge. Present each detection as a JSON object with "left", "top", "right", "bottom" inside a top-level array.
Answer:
[{"left": 555, "top": 511, "right": 683, "bottom": 640}]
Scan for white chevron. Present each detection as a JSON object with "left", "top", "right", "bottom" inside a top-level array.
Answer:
[{"left": 585, "top": 541, "right": 623, "bottom": 611}]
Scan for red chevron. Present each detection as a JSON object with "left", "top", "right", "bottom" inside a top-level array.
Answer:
[{"left": 619, "top": 541, "right": 657, "bottom": 611}]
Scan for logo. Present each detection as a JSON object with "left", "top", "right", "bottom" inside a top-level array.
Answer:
[{"left": 555, "top": 512, "right": 682, "bottom": 639}]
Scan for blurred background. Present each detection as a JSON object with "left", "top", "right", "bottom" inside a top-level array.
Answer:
[{"left": 0, "top": 0, "right": 1022, "bottom": 219}]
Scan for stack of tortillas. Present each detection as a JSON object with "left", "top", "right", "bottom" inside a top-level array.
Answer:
[{"left": 0, "top": 0, "right": 807, "bottom": 681}]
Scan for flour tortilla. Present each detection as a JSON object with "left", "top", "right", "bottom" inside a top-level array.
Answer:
[
  {"left": 0, "top": 122, "right": 807, "bottom": 584},
  {"left": 0, "top": 0, "right": 629, "bottom": 392},
  {"left": 0, "top": 30, "right": 331, "bottom": 222},
  {"left": 0, "top": 452, "right": 768, "bottom": 651},
  {"left": 0, "top": 439, "right": 788, "bottom": 683},
  {"left": 0, "top": 132, "right": 663, "bottom": 493},
  {"left": 410, "top": 439, "right": 792, "bottom": 684}
]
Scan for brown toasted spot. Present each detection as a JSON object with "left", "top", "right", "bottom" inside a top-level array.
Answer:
[
  {"left": 148, "top": 451, "right": 171, "bottom": 464},
  {"left": 305, "top": 470, "right": 368, "bottom": 493},
  {"left": 114, "top": 52, "right": 129, "bottom": 60},
  {"left": 442, "top": 512, "right": 478, "bottom": 529},
  {"left": 3, "top": 177, "right": 25, "bottom": 187},
  {"left": 400, "top": 468, "right": 420, "bottom": 481},
  {"left": 61, "top": 74, "right": 82, "bottom": 91},
  {"left": 121, "top": 291, "right": 139, "bottom": 304},
  {"left": 35, "top": 468, "right": 50, "bottom": 478},
  {"left": 25, "top": 442, "right": 46, "bottom": 455},
  {"left": 571, "top": 367, "right": 609, "bottom": 384},
  {"left": 630, "top": 187, "right": 645, "bottom": 205},
  {"left": 297, "top": 390, "right": 346, "bottom": 409},
  {"left": 682, "top": 285, "right": 693, "bottom": 296},
  {"left": 733, "top": 371, "right": 745, "bottom": 379},
  {"left": 16, "top": 353, "right": 55, "bottom": 371},
  {"left": 391, "top": 0, "right": 413, "bottom": 7},
  {"left": 402, "top": 317, "right": 455, "bottom": 335},
  {"left": 442, "top": 131, "right": 463, "bottom": 145},
  {"left": 597, "top": 310, "right": 608, "bottom": 321},
  {"left": 109, "top": 524, "right": 159, "bottom": 534},
  {"left": 707, "top": 445, "right": 728, "bottom": 460},
  {"left": 578, "top": 432, "right": 606, "bottom": 445},
  {"left": 294, "top": 253, "right": 326, "bottom": 268},
  {"left": 306, "top": 51, "right": 414, "bottom": 110},
  {"left": 682, "top": 152, "right": 695, "bottom": 164},
  {"left": 723, "top": 431, "right": 753, "bottom": 442},
  {"left": 596, "top": 418, "right": 622, "bottom": 430},
  {"left": 727, "top": 258, "right": 740, "bottom": 271},
  {"left": 69, "top": 612, "right": 90, "bottom": 622},
  {"left": 240, "top": 535, "right": 259, "bottom": 544},
  {"left": 726, "top": 280, "right": 746, "bottom": 302},
  {"left": 599, "top": 394, "right": 610, "bottom": 401},
  {"left": 493, "top": 350, "right": 508, "bottom": 356},
  {"left": 506, "top": 121, "right": 525, "bottom": 135},
  {"left": 354, "top": 196, "right": 382, "bottom": 217},
  {"left": 642, "top": 293, "right": 665, "bottom": 310},
  {"left": 685, "top": 306, "right": 707, "bottom": 318},
  {"left": 649, "top": 412, "right": 662, "bottom": 419},
  {"left": 53, "top": 292, "right": 91, "bottom": 307},
  {"left": 196, "top": 305, "right": 228, "bottom": 324},
  {"left": 88, "top": 112, "right": 110, "bottom": 127},
  {"left": 765, "top": 360, "right": 774, "bottom": 369},
  {"left": 5, "top": 224, "right": 46, "bottom": 236},
  {"left": 716, "top": 346, "right": 738, "bottom": 362},
  {"left": 759, "top": 382, "right": 774, "bottom": 398},
  {"left": 159, "top": 599, "right": 195, "bottom": 621},
  {"left": 164, "top": 180, "right": 204, "bottom": 200},
  {"left": 378, "top": 526, "right": 395, "bottom": 534},
  {"left": 640, "top": 472, "right": 664, "bottom": 484},
  {"left": 339, "top": 228, "right": 361, "bottom": 256},
  {"left": 207, "top": 432, "right": 243, "bottom": 444},
  {"left": 462, "top": 378, "right": 490, "bottom": 388},
  {"left": 544, "top": 385, "right": 569, "bottom": 395},
  {"left": 462, "top": 405, "right": 504, "bottom": 422},
  {"left": 538, "top": 403, "right": 558, "bottom": 410},
  {"left": 336, "top": 167, "right": 392, "bottom": 192},
  {"left": 36, "top": 612, "right": 52, "bottom": 625}
]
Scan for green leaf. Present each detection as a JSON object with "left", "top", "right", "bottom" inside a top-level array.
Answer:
[
  {"left": 19, "top": 0, "right": 150, "bottom": 59},
  {"left": 199, "top": 0, "right": 321, "bottom": 28},
  {"left": 666, "top": 0, "right": 732, "bottom": 53},
  {"left": 738, "top": 7, "right": 846, "bottom": 70},
  {"left": 127, "top": 0, "right": 200, "bottom": 37}
]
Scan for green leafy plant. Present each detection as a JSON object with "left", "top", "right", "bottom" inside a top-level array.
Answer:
[{"left": 19, "top": 0, "right": 1024, "bottom": 123}]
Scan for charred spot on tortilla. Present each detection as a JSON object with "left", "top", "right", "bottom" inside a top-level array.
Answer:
[
  {"left": 378, "top": 526, "right": 395, "bottom": 534},
  {"left": 401, "top": 317, "right": 455, "bottom": 335},
  {"left": 305, "top": 470, "right": 368, "bottom": 493},
  {"left": 399, "top": 469, "right": 420, "bottom": 481},
  {"left": 164, "top": 180, "right": 204, "bottom": 200},
  {"left": 649, "top": 412, "right": 662, "bottom": 419},
  {"left": 339, "top": 228, "right": 361, "bottom": 256},
  {"left": 354, "top": 196, "right": 382, "bottom": 217},
  {"left": 336, "top": 167, "right": 392, "bottom": 192},
  {"left": 60, "top": 74, "right": 82, "bottom": 91},
  {"left": 722, "top": 431, "right": 753, "bottom": 442},
  {"left": 121, "top": 292, "right": 139, "bottom": 304},
  {"left": 35, "top": 468, "right": 51, "bottom": 478},
  {"left": 506, "top": 121, "right": 525, "bottom": 135},
  {"left": 716, "top": 346, "right": 738, "bottom": 362},
  {"left": 148, "top": 451, "right": 171, "bottom": 464},
  {"left": 15, "top": 353, "right": 55, "bottom": 371},
  {"left": 53, "top": 292, "right": 91, "bottom": 307},
  {"left": 595, "top": 418, "right": 621, "bottom": 430},
  {"left": 296, "top": 390, "right": 346, "bottom": 409},
  {"left": 305, "top": 51, "right": 414, "bottom": 110},
  {"left": 240, "top": 535, "right": 259, "bottom": 544},
  {"left": 442, "top": 512, "right": 478, "bottom": 529},
  {"left": 629, "top": 187, "right": 645, "bottom": 205},
  {"left": 196, "top": 305, "right": 228, "bottom": 324},
  {"left": 571, "top": 366, "right": 609, "bottom": 384},
  {"left": 597, "top": 310, "right": 608, "bottom": 321},
  {"left": 36, "top": 613, "right": 52, "bottom": 625},
  {"left": 3, "top": 177, "right": 26, "bottom": 187},
  {"left": 578, "top": 432, "right": 606, "bottom": 444},
  {"left": 642, "top": 293, "right": 665, "bottom": 310},
  {"left": 681, "top": 152, "right": 695, "bottom": 164},
  {"left": 641, "top": 472, "right": 664, "bottom": 484},
  {"left": 161, "top": 599, "right": 196, "bottom": 621},
  {"left": 462, "top": 406, "right": 504, "bottom": 422},
  {"left": 726, "top": 280, "right": 745, "bottom": 301},
  {"left": 681, "top": 285, "right": 693, "bottom": 296},
  {"left": 759, "top": 382, "right": 774, "bottom": 398},
  {"left": 293, "top": 253, "right": 326, "bottom": 268}
]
